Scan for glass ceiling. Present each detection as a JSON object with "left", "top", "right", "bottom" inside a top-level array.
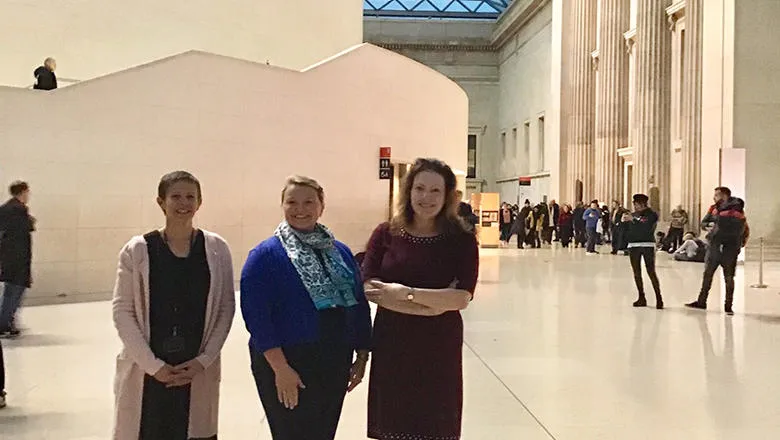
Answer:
[{"left": 364, "top": 0, "right": 512, "bottom": 20}]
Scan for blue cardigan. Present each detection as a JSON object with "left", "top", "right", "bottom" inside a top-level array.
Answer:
[{"left": 240, "top": 236, "right": 372, "bottom": 354}]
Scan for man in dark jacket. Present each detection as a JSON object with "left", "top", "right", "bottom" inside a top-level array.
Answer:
[
  {"left": 33, "top": 58, "right": 57, "bottom": 91},
  {"left": 686, "top": 186, "right": 749, "bottom": 315},
  {"left": 572, "top": 202, "right": 586, "bottom": 248},
  {"left": 623, "top": 194, "right": 663, "bottom": 309},
  {"left": 610, "top": 200, "right": 630, "bottom": 254},
  {"left": 515, "top": 200, "right": 532, "bottom": 249},
  {"left": 455, "top": 190, "right": 478, "bottom": 233},
  {"left": 0, "top": 181, "right": 35, "bottom": 337}
]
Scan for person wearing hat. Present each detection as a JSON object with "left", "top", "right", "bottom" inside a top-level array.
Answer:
[{"left": 621, "top": 194, "right": 664, "bottom": 309}]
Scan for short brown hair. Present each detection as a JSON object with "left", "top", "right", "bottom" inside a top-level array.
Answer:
[
  {"left": 391, "top": 158, "right": 467, "bottom": 235},
  {"left": 158, "top": 171, "right": 202, "bottom": 201},
  {"left": 281, "top": 175, "right": 324, "bottom": 204},
  {"left": 9, "top": 180, "right": 29, "bottom": 197}
]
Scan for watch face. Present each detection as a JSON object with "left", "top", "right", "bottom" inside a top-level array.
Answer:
[{"left": 407, "top": 294, "right": 414, "bottom": 301}]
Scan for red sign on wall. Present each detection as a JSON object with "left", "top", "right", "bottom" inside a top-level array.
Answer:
[{"left": 379, "top": 147, "right": 392, "bottom": 179}]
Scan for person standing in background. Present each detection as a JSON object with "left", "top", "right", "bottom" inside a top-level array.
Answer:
[
  {"left": 455, "top": 190, "right": 478, "bottom": 233},
  {"left": 572, "top": 202, "right": 586, "bottom": 248},
  {"left": 498, "top": 203, "right": 514, "bottom": 247},
  {"left": 558, "top": 204, "right": 574, "bottom": 248},
  {"left": 516, "top": 200, "right": 532, "bottom": 248},
  {"left": 622, "top": 194, "right": 663, "bottom": 309},
  {"left": 0, "top": 181, "right": 35, "bottom": 338},
  {"left": 33, "top": 58, "right": 57, "bottom": 90},
  {"left": 666, "top": 205, "right": 689, "bottom": 252},
  {"left": 685, "top": 187, "right": 749, "bottom": 315},
  {"left": 549, "top": 199, "right": 560, "bottom": 242},
  {"left": 583, "top": 200, "right": 602, "bottom": 254},
  {"left": 610, "top": 200, "right": 629, "bottom": 255}
]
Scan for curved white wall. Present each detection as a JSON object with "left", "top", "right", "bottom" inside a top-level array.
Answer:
[
  {"left": 0, "top": 0, "right": 362, "bottom": 87},
  {"left": 0, "top": 45, "right": 468, "bottom": 304}
]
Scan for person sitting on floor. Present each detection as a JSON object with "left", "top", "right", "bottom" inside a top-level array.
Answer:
[{"left": 673, "top": 232, "right": 708, "bottom": 263}]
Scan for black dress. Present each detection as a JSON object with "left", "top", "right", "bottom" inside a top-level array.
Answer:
[{"left": 140, "top": 230, "right": 211, "bottom": 440}]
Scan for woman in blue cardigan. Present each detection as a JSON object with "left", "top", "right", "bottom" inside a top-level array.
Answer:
[{"left": 241, "top": 175, "right": 372, "bottom": 440}]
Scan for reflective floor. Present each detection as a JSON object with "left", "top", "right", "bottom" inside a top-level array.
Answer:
[{"left": 3, "top": 245, "right": 780, "bottom": 439}]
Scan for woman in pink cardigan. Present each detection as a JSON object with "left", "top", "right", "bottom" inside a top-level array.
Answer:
[{"left": 112, "top": 171, "right": 235, "bottom": 440}]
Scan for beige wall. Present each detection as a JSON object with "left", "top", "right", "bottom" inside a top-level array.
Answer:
[
  {"left": 0, "top": 0, "right": 363, "bottom": 87},
  {"left": 495, "top": 2, "right": 554, "bottom": 203},
  {"left": 733, "top": 0, "right": 780, "bottom": 240},
  {"left": 0, "top": 46, "right": 468, "bottom": 303}
]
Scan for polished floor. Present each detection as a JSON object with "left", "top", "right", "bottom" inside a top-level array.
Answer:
[{"left": 3, "top": 244, "right": 780, "bottom": 439}]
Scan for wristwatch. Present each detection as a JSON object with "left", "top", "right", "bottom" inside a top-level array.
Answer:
[{"left": 406, "top": 287, "right": 416, "bottom": 301}]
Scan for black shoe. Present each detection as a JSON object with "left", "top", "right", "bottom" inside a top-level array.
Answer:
[
  {"left": 656, "top": 299, "right": 664, "bottom": 310},
  {"left": 685, "top": 301, "right": 707, "bottom": 310},
  {"left": 725, "top": 303, "right": 734, "bottom": 315},
  {"left": 0, "top": 391, "right": 6, "bottom": 409},
  {"left": 633, "top": 297, "right": 647, "bottom": 307}
]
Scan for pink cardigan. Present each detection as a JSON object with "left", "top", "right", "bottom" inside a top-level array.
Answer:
[{"left": 111, "top": 230, "right": 235, "bottom": 440}]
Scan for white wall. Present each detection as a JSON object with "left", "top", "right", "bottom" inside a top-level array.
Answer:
[
  {"left": 0, "top": 46, "right": 468, "bottom": 303},
  {"left": 0, "top": 0, "right": 363, "bottom": 87},
  {"left": 733, "top": 0, "right": 780, "bottom": 240},
  {"left": 495, "top": 2, "right": 554, "bottom": 201}
]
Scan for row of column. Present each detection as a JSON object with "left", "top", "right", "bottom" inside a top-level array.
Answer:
[
  {"left": 566, "top": 0, "right": 703, "bottom": 220},
  {"left": 681, "top": 0, "right": 704, "bottom": 228},
  {"left": 594, "top": 0, "right": 630, "bottom": 205},
  {"left": 566, "top": 0, "right": 597, "bottom": 201}
]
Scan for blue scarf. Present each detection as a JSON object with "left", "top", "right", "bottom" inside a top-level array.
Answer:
[{"left": 275, "top": 221, "right": 358, "bottom": 310}]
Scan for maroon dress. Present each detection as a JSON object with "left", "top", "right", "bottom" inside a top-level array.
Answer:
[{"left": 362, "top": 223, "right": 479, "bottom": 440}]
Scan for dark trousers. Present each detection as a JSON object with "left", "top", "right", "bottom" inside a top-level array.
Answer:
[
  {"left": 697, "top": 242, "right": 741, "bottom": 306},
  {"left": 527, "top": 230, "right": 541, "bottom": 248},
  {"left": 574, "top": 227, "right": 586, "bottom": 247},
  {"left": 629, "top": 247, "right": 662, "bottom": 298},
  {"left": 499, "top": 225, "right": 511, "bottom": 242},
  {"left": 611, "top": 224, "right": 624, "bottom": 253},
  {"left": 251, "top": 310, "right": 353, "bottom": 440},
  {"left": 0, "top": 338, "right": 5, "bottom": 392},
  {"left": 586, "top": 228, "right": 599, "bottom": 252},
  {"left": 0, "top": 283, "right": 26, "bottom": 331},
  {"left": 667, "top": 227, "right": 684, "bottom": 251},
  {"left": 515, "top": 228, "right": 526, "bottom": 248},
  {"left": 140, "top": 376, "right": 203, "bottom": 440}
]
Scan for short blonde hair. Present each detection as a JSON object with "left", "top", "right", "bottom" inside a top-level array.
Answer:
[{"left": 281, "top": 175, "right": 324, "bottom": 203}]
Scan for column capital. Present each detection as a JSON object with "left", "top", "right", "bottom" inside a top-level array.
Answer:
[
  {"left": 666, "top": 1, "right": 686, "bottom": 31},
  {"left": 623, "top": 29, "right": 636, "bottom": 54}
]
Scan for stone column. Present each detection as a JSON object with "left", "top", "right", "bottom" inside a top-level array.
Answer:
[
  {"left": 566, "top": 0, "right": 597, "bottom": 202},
  {"left": 594, "top": 0, "right": 630, "bottom": 204},
  {"left": 681, "top": 0, "right": 703, "bottom": 228},
  {"left": 633, "top": 0, "right": 672, "bottom": 215}
]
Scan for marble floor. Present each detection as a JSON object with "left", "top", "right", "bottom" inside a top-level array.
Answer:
[{"left": 3, "top": 245, "right": 780, "bottom": 439}]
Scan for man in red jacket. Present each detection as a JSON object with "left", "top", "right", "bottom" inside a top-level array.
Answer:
[{"left": 685, "top": 186, "right": 749, "bottom": 315}]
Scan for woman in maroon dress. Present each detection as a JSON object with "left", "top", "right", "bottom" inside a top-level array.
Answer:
[{"left": 362, "top": 158, "right": 479, "bottom": 440}]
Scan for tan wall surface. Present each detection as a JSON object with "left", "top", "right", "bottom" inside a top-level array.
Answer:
[
  {"left": 0, "top": 0, "right": 363, "bottom": 87},
  {"left": 0, "top": 45, "right": 468, "bottom": 303}
]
